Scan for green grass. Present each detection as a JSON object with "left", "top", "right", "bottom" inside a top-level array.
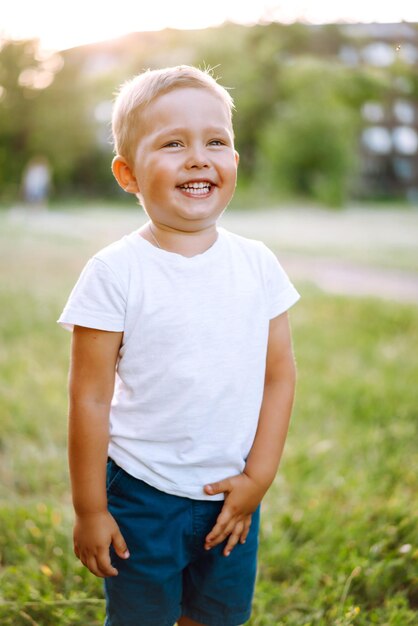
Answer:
[{"left": 0, "top": 210, "right": 417, "bottom": 625}]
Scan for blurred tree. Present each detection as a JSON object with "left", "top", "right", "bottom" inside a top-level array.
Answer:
[
  {"left": 0, "top": 39, "right": 49, "bottom": 201},
  {"left": 254, "top": 58, "right": 388, "bottom": 206},
  {"left": 30, "top": 54, "right": 100, "bottom": 196},
  {"left": 0, "top": 40, "right": 70, "bottom": 201},
  {"left": 0, "top": 38, "right": 101, "bottom": 203}
]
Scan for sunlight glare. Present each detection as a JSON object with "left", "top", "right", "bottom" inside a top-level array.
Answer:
[
  {"left": 2, "top": 0, "right": 418, "bottom": 51},
  {"left": 2, "top": 0, "right": 256, "bottom": 50}
]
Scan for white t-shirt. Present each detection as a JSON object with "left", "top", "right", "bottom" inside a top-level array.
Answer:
[{"left": 58, "top": 227, "right": 300, "bottom": 500}]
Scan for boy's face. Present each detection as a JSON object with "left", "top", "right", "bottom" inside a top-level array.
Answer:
[{"left": 115, "top": 87, "right": 239, "bottom": 232}]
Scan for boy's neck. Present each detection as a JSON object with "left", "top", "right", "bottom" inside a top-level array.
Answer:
[{"left": 139, "top": 221, "right": 219, "bottom": 257}]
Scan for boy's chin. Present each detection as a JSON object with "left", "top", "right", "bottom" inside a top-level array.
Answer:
[
  {"left": 146, "top": 209, "right": 226, "bottom": 231},
  {"left": 177, "top": 201, "right": 228, "bottom": 222},
  {"left": 176, "top": 211, "right": 225, "bottom": 230}
]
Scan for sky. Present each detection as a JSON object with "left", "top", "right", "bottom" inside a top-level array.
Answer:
[{"left": 1, "top": 0, "right": 418, "bottom": 51}]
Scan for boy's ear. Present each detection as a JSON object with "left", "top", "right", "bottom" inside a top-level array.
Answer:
[
  {"left": 112, "top": 156, "right": 140, "bottom": 194},
  {"left": 234, "top": 150, "right": 239, "bottom": 167}
]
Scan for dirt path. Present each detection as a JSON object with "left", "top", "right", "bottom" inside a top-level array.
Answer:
[
  {"left": 281, "top": 253, "right": 418, "bottom": 305},
  {"left": 220, "top": 207, "right": 418, "bottom": 305}
]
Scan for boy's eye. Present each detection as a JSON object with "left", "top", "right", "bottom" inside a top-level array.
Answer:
[
  {"left": 209, "top": 139, "right": 225, "bottom": 146},
  {"left": 163, "top": 141, "right": 182, "bottom": 148}
]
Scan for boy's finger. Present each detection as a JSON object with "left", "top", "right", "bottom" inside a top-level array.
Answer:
[
  {"left": 204, "top": 478, "right": 231, "bottom": 496},
  {"left": 206, "top": 505, "right": 232, "bottom": 538},
  {"left": 205, "top": 511, "right": 233, "bottom": 543},
  {"left": 85, "top": 555, "right": 106, "bottom": 578},
  {"left": 240, "top": 516, "right": 252, "bottom": 544},
  {"left": 112, "top": 530, "right": 130, "bottom": 560},
  {"left": 96, "top": 547, "right": 119, "bottom": 578},
  {"left": 223, "top": 521, "right": 244, "bottom": 557},
  {"left": 205, "top": 517, "right": 240, "bottom": 548}
]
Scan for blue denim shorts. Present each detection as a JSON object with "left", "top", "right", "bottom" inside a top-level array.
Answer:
[{"left": 104, "top": 458, "right": 260, "bottom": 626}]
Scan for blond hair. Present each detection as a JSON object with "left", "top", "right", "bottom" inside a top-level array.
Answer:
[{"left": 112, "top": 65, "right": 234, "bottom": 165}]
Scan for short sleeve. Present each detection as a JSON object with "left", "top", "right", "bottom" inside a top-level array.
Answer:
[
  {"left": 262, "top": 244, "right": 300, "bottom": 318},
  {"left": 57, "top": 257, "right": 126, "bottom": 332}
]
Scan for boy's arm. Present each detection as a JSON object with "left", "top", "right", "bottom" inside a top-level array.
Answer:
[
  {"left": 68, "top": 325, "right": 129, "bottom": 578},
  {"left": 204, "top": 311, "right": 297, "bottom": 555}
]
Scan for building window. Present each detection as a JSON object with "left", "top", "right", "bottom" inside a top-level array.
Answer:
[
  {"left": 362, "top": 102, "right": 385, "bottom": 123},
  {"left": 392, "top": 126, "right": 418, "bottom": 155},
  {"left": 361, "top": 42, "right": 395, "bottom": 66},
  {"left": 339, "top": 45, "right": 359, "bottom": 66},
  {"left": 393, "top": 100, "right": 415, "bottom": 125},
  {"left": 362, "top": 126, "right": 392, "bottom": 154},
  {"left": 393, "top": 157, "right": 414, "bottom": 181},
  {"left": 397, "top": 43, "right": 418, "bottom": 65}
]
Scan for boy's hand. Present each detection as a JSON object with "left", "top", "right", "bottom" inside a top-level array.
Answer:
[
  {"left": 73, "top": 510, "right": 130, "bottom": 578},
  {"left": 203, "top": 473, "right": 264, "bottom": 556}
]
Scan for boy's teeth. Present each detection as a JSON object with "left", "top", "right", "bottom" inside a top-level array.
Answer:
[
  {"left": 180, "top": 182, "right": 211, "bottom": 194},
  {"left": 181, "top": 182, "right": 210, "bottom": 189}
]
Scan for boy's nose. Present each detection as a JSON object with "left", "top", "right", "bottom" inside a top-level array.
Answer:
[{"left": 185, "top": 146, "right": 209, "bottom": 169}]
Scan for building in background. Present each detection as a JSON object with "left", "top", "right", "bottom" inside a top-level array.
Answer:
[{"left": 339, "top": 22, "right": 418, "bottom": 201}]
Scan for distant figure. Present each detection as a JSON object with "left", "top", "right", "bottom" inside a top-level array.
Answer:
[{"left": 22, "top": 156, "right": 51, "bottom": 208}]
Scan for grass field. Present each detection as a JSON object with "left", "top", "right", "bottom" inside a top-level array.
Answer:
[{"left": 0, "top": 207, "right": 417, "bottom": 625}]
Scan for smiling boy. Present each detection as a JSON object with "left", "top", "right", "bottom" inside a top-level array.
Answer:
[{"left": 59, "top": 65, "right": 300, "bottom": 626}]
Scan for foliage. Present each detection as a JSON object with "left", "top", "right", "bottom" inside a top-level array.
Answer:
[
  {"left": 253, "top": 58, "right": 389, "bottom": 206},
  {"left": 0, "top": 39, "right": 109, "bottom": 202},
  {"left": 0, "top": 40, "right": 54, "bottom": 201},
  {"left": 0, "top": 209, "right": 417, "bottom": 624},
  {"left": 255, "top": 60, "right": 353, "bottom": 206}
]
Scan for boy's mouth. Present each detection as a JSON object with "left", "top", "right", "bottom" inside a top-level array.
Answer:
[{"left": 177, "top": 181, "right": 213, "bottom": 196}]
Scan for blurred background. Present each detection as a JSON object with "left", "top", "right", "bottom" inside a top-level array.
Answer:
[
  {"left": 1, "top": 2, "right": 418, "bottom": 625},
  {"left": 1, "top": 0, "right": 418, "bottom": 208}
]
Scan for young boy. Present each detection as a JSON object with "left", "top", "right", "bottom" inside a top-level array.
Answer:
[{"left": 58, "top": 65, "right": 300, "bottom": 626}]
